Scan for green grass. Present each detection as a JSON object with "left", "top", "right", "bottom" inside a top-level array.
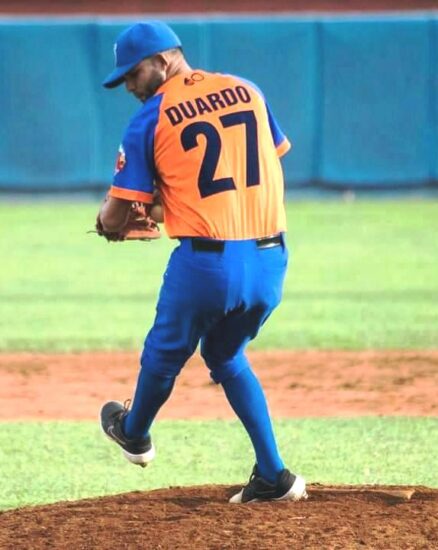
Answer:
[
  {"left": 1, "top": 417, "right": 436, "bottom": 511},
  {"left": 1, "top": 200, "right": 437, "bottom": 351},
  {"left": 1, "top": 201, "right": 436, "bottom": 513}
]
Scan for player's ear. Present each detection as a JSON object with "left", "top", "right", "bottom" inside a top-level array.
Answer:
[{"left": 154, "top": 52, "right": 170, "bottom": 70}]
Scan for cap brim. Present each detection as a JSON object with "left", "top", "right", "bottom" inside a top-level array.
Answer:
[{"left": 102, "top": 61, "right": 137, "bottom": 89}]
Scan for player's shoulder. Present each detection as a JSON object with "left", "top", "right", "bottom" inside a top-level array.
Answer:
[
  {"left": 221, "top": 73, "right": 265, "bottom": 99},
  {"left": 202, "top": 71, "right": 265, "bottom": 99},
  {"left": 124, "top": 93, "right": 165, "bottom": 136}
]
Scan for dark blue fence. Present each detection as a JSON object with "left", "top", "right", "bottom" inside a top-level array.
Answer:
[{"left": 0, "top": 14, "right": 437, "bottom": 191}]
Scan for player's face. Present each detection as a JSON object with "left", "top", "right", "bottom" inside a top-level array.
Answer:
[{"left": 124, "top": 57, "right": 166, "bottom": 102}]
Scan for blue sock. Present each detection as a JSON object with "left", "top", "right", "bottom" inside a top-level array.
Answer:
[
  {"left": 123, "top": 368, "right": 175, "bottom": 440},
  {"left": 221, "top": 366, "right": 284, "bottom": 483}
]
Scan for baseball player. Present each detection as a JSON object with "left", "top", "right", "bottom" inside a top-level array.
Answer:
[{"left": 98, "top": 21, "right": 306, "bottom": 504}]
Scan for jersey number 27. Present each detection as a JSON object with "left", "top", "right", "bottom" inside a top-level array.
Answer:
[{"left": 181, "top": 110, "right": 260, "bottom": 198}]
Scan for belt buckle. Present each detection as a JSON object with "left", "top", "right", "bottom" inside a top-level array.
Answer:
[{"left": 256, "top": 234, "right": 282, "bottom": 249}]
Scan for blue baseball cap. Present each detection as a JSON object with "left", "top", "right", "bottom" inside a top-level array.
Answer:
[{"left": 103, "top": 21, "right": 182, "bottom": 89}]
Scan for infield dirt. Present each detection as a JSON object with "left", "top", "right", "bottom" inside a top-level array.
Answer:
[
  {"left": 1, "top": 350, "right": 437, "bottom": 548},
  {"left": 1, "top": 350, "right": 437, "bottom": 420}
]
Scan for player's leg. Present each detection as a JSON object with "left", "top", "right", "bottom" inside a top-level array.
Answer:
[
  {"left": 122, "top": 370, "right": 175, "bottom": 440},
  {"left": 201, "top": 307, "right": 285, "bottom": 482},
  {"left": 101, "top": 239, "right": 227, "bottom": 463},
  {"left": 201, "top": 239, "right": 306, "bottom": 502},
  {"left": 122, "top": 305, "right": 199, "bottom": 441},
  {"left": 202, "top": 323, "right": 306, "bottom": 503}
]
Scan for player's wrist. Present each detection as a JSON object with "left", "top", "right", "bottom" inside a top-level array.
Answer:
[{"left": 149, "top": 203, "right": 163, "bottom": 223}]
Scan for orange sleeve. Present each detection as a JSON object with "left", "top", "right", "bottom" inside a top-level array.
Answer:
[{"left": 109, "top": 185, "right": 154, "bottom": 204}]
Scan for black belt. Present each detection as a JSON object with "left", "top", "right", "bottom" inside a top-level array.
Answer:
[{"left": 191, "top": 234, "right": 282, "bottom": 252}]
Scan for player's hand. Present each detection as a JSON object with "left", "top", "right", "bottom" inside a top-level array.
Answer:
[
  {"left": 150, "top": 189, "right": 164, "bottom": 223},
  {"left": 92, "top": 204, "right": 161, "bottom": 242},
  {"left": 95, "top": 214, "right": 125, "bottom": 241}
]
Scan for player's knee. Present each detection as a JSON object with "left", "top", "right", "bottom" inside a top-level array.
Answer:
[
  {"left": 140, "top": 347, "right": 191, "bottom": 378},
  {"left": 201, "top": 350, "right": 250, "bottom": 384},
  {"left": 200, "top": 347, "right": 223, "bottom": 375}
]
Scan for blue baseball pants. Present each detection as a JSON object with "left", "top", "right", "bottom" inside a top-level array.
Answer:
[{"left": 124, "top": 235, "right": 289, "bottom": 482}]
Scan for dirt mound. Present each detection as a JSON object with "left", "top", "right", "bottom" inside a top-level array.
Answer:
[{"left": 1, "top": 485, "right": 437, "bottom": 549}]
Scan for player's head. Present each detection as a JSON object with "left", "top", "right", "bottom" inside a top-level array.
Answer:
[
  {"left": 103, "top": 21, "right": 182, "bottom": 100},
  {"left": 122, "top": 47, "right": 183, "bottom": 102}
]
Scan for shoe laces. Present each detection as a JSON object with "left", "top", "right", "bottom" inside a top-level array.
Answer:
[{"left": 112, "top": 399, "right": 131, "bottom": 427}]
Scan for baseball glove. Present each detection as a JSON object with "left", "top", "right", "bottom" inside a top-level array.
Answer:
[{"left": 94, "top": 202, "right": 161, "bottom": 242}]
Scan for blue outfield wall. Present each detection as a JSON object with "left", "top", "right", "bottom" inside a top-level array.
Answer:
[{"left": 0, "top": 13, "right": 437, "bottom": 191}]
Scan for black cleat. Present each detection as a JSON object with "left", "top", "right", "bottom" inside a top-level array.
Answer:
[
  {"left": 230, "top": 466, "right": 307, "bottom": 504},
  {"left": 100, "top": 400, "right": 155, "bottom": 468}
]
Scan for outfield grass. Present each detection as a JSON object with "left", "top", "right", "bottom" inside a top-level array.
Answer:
[
  {"left": 1, "top": 417, "right": 437, "bottom": 511},
  {"left": 1, "top": 200, "right": 437, "bottom": 351}
]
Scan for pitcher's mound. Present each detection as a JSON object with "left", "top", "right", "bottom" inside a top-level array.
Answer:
[{"left": 1, "top": 484, "right": 437, "bottom": 549}]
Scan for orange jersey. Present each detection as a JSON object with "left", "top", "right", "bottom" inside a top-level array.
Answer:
[{"left": 110, "top": 70, "right": 290, "bottom": 239}]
